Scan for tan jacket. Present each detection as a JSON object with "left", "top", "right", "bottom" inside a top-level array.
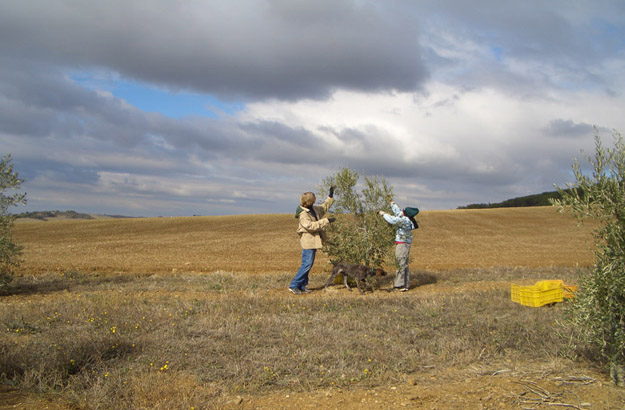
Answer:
[{"left": 297, "top": 196, "right": 335, "bottom": 249}]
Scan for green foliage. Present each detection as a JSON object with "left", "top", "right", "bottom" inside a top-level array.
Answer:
[
  {"left": 459, "top": 190, "right": 573, "bottom": 209},
  {"left": 15, "top": 210, "right": 95, "bottom": 221},
  {"left": 318, "top": 168, "right": 395, "bottom": 268},
  {"left": 1, "top": 154, "right": 26, "bottom": 289},
  {"left": 552, "top": 130, "right": 625, "bottom": 386}
]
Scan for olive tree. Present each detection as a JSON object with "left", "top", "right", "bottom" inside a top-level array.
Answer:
[
  {"left": 552, "top": 130, "right": 625, "bottom": 386},
  {"left": 1, "top": 154, "right": 26, "bottom": 289},
  {"left": 318, "top": 168, "right": 396, "bottom": 269}
]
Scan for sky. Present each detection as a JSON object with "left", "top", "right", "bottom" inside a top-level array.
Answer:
[{"left": 1, "top": 0, "right": 625, "bottom": 217}]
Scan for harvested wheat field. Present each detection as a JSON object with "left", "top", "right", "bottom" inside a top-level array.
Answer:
[
  {"left": 13, "top": 206, "right": 597, "bottom": 275},
  {"left": 3, "top": 207, "right": 624, "bottom": 409}
]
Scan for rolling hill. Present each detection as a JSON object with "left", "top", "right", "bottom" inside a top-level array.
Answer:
[{"left": 12, "top": 206, "right": 597, "bottom": 275}]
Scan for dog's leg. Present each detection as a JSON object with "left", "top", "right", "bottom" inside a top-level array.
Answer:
[
  {"left": 325, "top": 275, "right": 338, "bottom": 289},
  {"left": 363, "top": 278, "right": 372, "bottom": 293},
  {"left": 342, "top": 270, "right": 352, "bottom": 291},
  {"left": 324, "top": 274, "right": 333, "bottom": 289},
  {"left": 355, "top": 278, "right": 365, "bottom": 294},
  {"left": 324, "top": 269, "right": 339, "bottom": 290}
]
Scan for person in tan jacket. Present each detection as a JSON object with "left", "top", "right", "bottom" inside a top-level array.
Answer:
[{"left": 289, "top": 188, "right": 335, "bottom": 294}]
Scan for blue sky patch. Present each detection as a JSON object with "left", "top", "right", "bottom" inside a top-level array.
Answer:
[{"left": 70, "top": 72, "right": 244, "bottom": 119}]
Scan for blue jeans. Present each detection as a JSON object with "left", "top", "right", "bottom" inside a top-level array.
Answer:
[{"left": 290, "top": 249, "right": 316, "bottom": 290}]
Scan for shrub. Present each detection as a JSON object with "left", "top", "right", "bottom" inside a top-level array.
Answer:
[
  {"left": 0, "top": 154, "right": 26, "bottom": 290},
  {"left": 319, "top": 168, "right": 395, "bottom": 269},
  {"left": 552, "top": 129, "right": 625, "bottom": 386}
]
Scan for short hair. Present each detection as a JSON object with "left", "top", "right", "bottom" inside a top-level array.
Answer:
[{"left": 300, "top": 192, "right": 316, "bottom": 208}]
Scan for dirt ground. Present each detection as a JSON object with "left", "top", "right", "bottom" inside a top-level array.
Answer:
[
  {"left": 3, "top": 365, "right": 623, "bottom": 410},
  {"left": 221, "top": 366, "right": 625, "bottom": 409}
]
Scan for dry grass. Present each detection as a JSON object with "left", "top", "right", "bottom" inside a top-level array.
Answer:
[
  {"left": 2, "top": 268, "right": 587, "bottom": 408},
  {"left": 1, "top": 207, "right": 612, "bottom": 408}
]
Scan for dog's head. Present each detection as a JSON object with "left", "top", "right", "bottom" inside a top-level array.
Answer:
[{"left": 372, "top": 268, "right": 387, "bottom": 278}]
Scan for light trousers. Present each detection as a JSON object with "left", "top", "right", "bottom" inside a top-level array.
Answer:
[{"left": 394, "top": 242, "right": 411, "bottom": 288}]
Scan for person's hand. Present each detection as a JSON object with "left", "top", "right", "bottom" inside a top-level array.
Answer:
[
  {"left": 329, "top": 186, "right": 335, "bottom": 198},
  {"left": 328, "top": 217, "right": 336, "bottom": 223},
  {"left": 377, "top": 210, "right": 385, "bottom": 215}
]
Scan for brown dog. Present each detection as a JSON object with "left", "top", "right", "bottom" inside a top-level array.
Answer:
[{"left": 324, "top": 262, "right": 386, "bottom": 294}]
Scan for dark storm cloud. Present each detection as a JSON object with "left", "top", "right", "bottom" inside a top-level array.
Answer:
[{"left": 0, "top": 0, "right": 428, "bottom": 101}]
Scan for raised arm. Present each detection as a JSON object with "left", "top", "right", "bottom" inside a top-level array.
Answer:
[{"left": 390, "top": 201, "right": 402, "bottom": 217}]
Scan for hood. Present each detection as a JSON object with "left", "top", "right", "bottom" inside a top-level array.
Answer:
[{"left": 295, "top": 205, "right": 304, "bottom": 218}]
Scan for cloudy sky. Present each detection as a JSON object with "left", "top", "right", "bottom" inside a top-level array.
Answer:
[{"left": 1, "top": 1, "right": 624, "bottom": 217}]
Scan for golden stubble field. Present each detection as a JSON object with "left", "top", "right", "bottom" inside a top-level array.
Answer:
[
  {"left": 5, "top": 206, "right": 625, "bottom": 409},
  {"left": 13, "top": 206, "right": 597, "bottom": 276}
]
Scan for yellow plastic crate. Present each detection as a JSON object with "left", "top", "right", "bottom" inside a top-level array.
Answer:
[
  {"left": 534, "top": 280, "right": 564, "bottom": 289},
  {"left": 532, "top": 280, "right": 578, "bottom": 299},
  {"left": 511, "top": 281, "right": 564, "bottom": 307}
]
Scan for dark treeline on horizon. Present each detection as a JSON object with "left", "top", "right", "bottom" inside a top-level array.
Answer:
[{"left": 458, "top": 189, "right": 579, "bottom": 210}]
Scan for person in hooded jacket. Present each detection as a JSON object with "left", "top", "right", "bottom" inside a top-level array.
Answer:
[
  {"left": 289, "top": 188, "right": 335, "bottom": 295},
  {"left": 378, "top": 201, "right": 419, "bottom": 291}
]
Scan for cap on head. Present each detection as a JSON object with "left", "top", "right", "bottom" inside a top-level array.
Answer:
[{"left": 403, "top": 207, "right": 419, "bottom": 218}]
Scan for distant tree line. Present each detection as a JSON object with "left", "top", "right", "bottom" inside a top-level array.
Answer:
[
  {"left": 14, "top": 210, "right": 94, "bottom": 221},
  {"left": 458, "top": 189, "right": 578, "bottom": 209}
]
